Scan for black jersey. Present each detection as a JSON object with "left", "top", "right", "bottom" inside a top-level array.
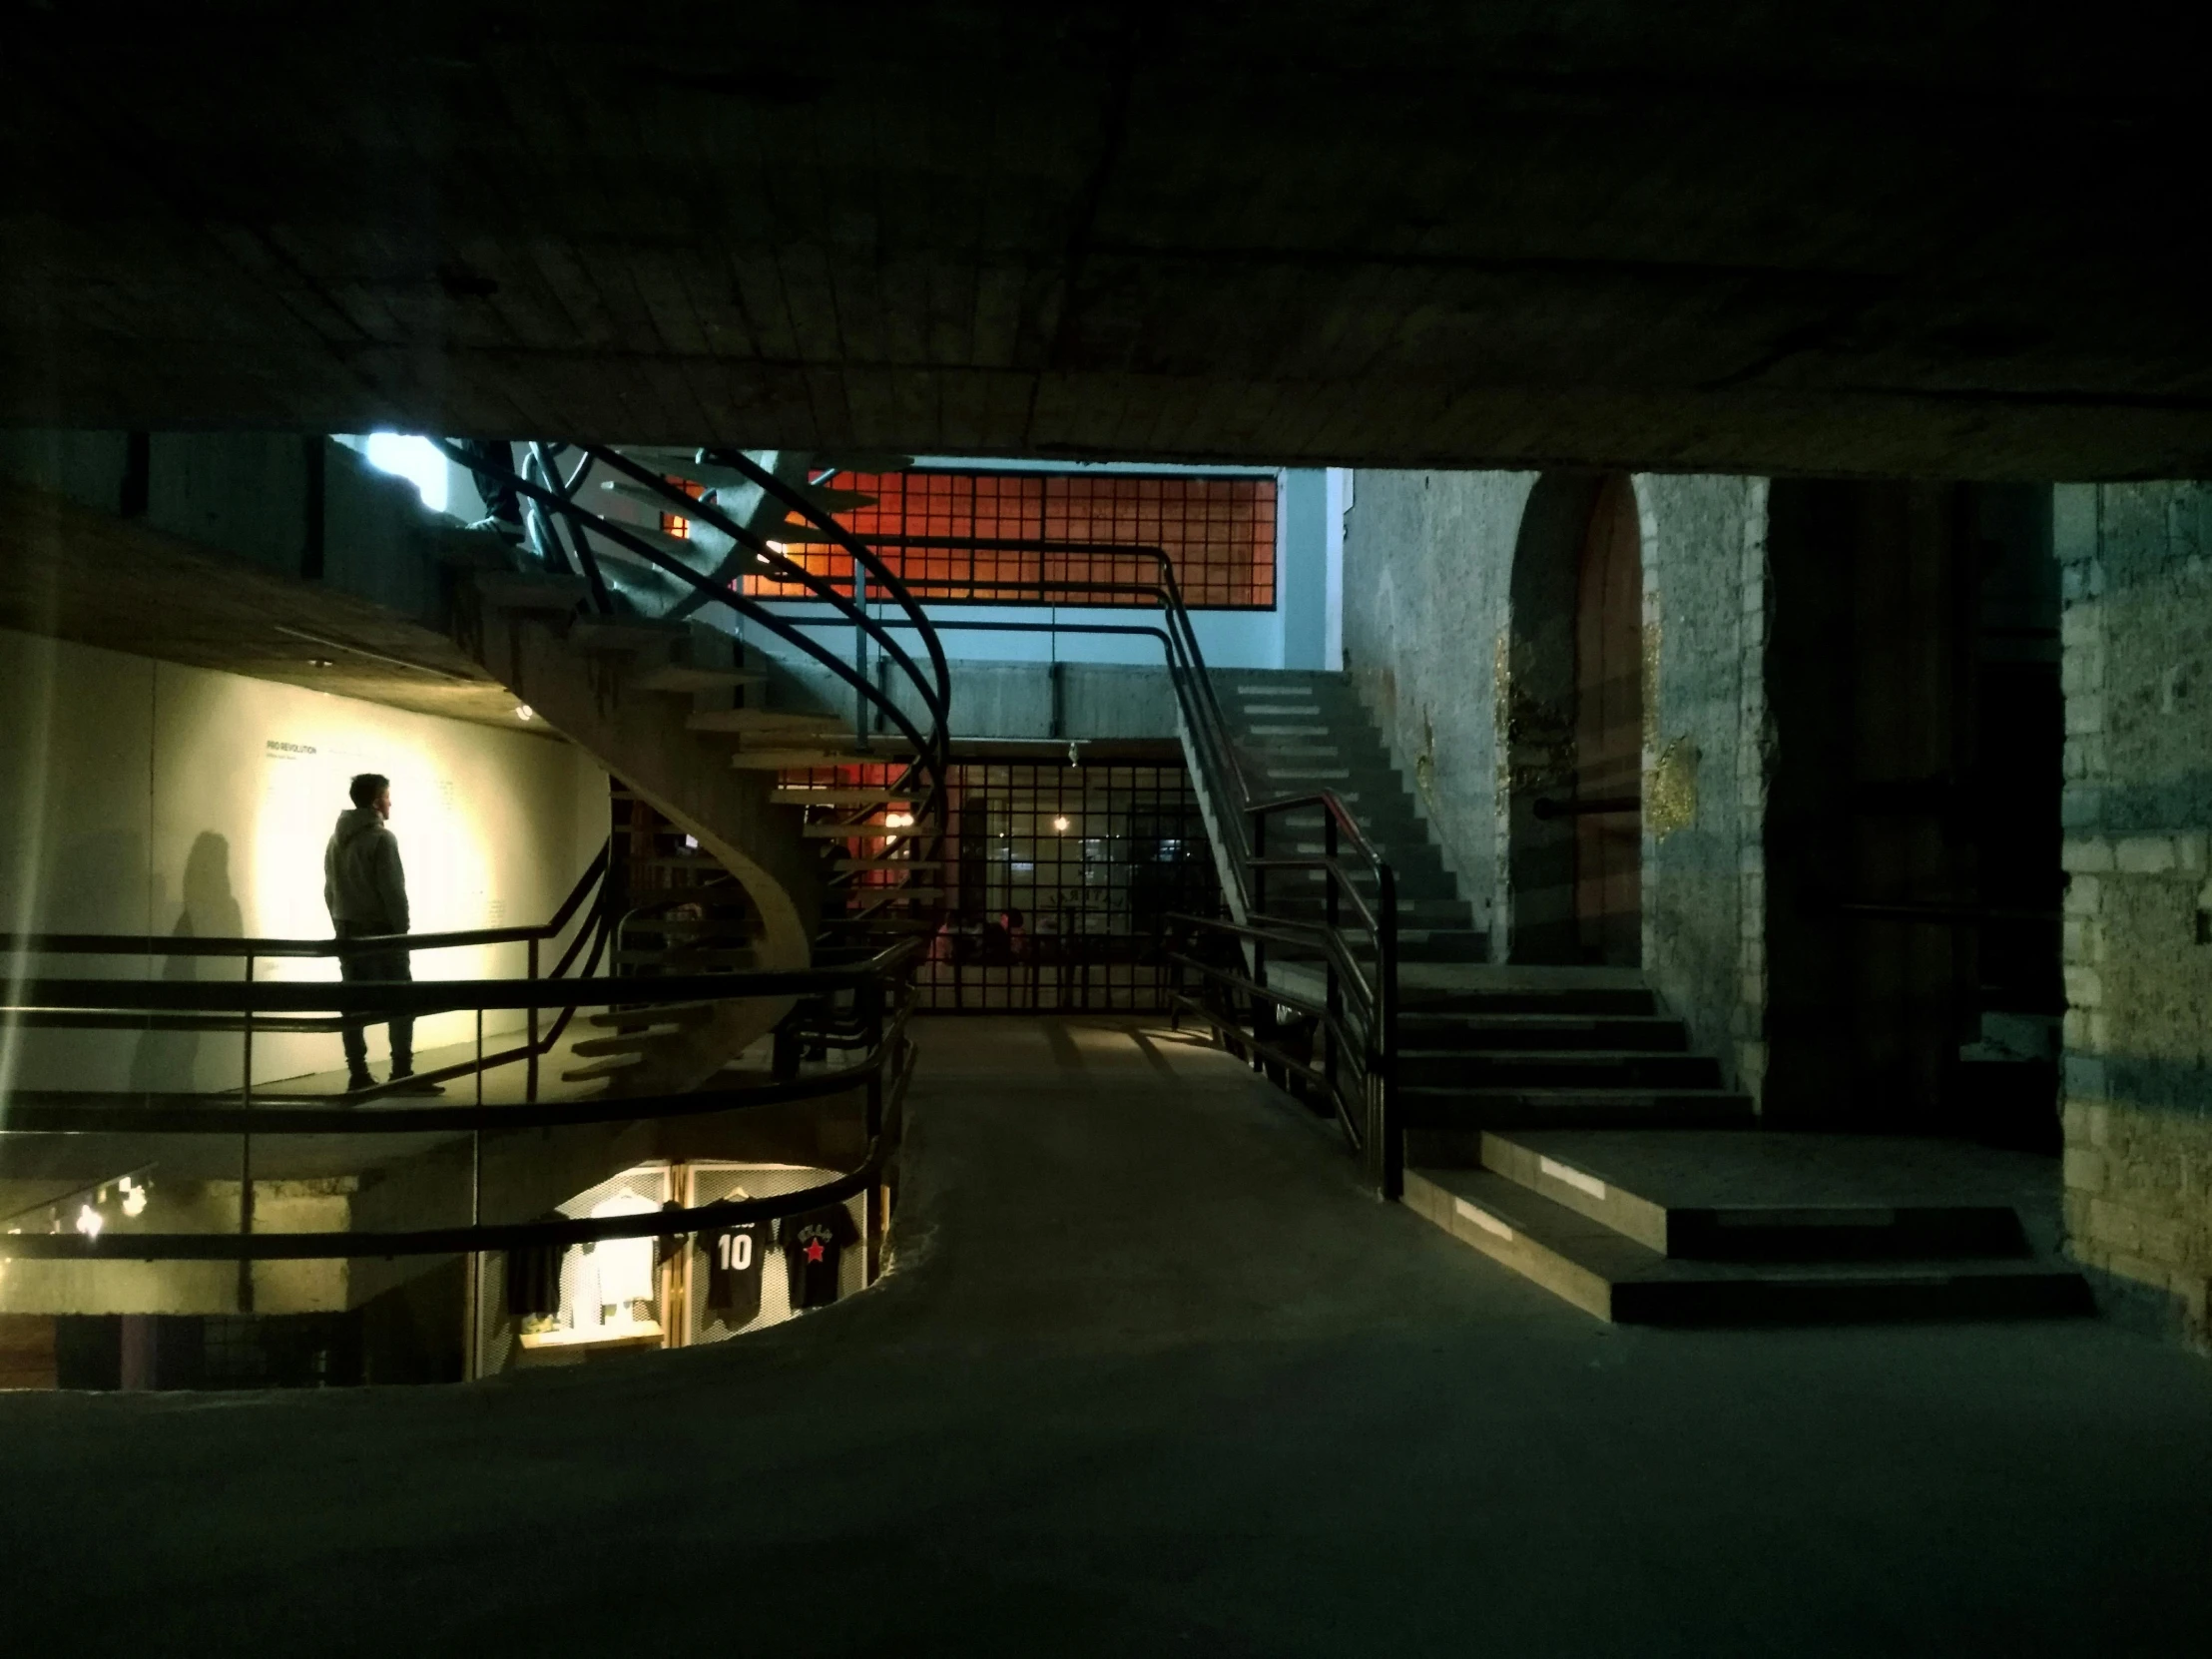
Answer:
[
  {"left": 782, "top": 1203, "right": 859, "bottom": 1311},
  {"left": 699, "top": 1220, "right": 771, "bottom": 1325}
]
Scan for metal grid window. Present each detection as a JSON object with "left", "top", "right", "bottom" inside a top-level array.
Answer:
[
  {"left": 787, "top": 761, "right": 1221, "bottom": 1011},
  {"left": 750, "top": 470, "right": 1278, "bottom": 609}
]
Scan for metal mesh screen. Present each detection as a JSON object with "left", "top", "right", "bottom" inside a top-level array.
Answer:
[
  {"left": 748, "top": 469, "right": 1278, "bottom": 609},
  {"left": 787, "top": 760, "right": 1221, "bottom": 1011}
]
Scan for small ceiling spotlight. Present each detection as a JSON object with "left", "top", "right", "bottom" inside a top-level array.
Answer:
[
  {"left": 75, "top": 1204, "right": 103, "bottom": 1240},
  {"left": 515, "top": 704, "right": 536, "bottom": 722},
  {"left": 883, "top": 811, "right": 915, "bottom": 830},
  {"left": 307, "top": 657, "right": 336, "bottom": 669},
  {"left": 1052, "top": 815, "right": 1071, "bottom": 832}
]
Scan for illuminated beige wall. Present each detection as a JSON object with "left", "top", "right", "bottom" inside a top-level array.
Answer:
[{"left": 0, "top": 627, "right": 608, "bottom": 1093}]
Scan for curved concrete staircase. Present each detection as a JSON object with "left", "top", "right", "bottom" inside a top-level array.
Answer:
[{"left": 461, "top": 573, "right": 822, "bottom": 1088}]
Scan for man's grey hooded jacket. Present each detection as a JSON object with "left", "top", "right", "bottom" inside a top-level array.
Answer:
[{"left": 324, "top": 808, "right": 410, "bottom": 932}]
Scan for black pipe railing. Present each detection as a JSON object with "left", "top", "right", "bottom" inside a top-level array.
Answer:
[
  {"left": 1, "top": 841, "right": 613, "bottom": 1104},
  {"left": 750, "top": 554, "right": 1402, "bottom": 1197}
]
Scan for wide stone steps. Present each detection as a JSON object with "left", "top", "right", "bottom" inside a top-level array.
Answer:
[
  {"left": 1398, "top": 1049, "right": 1723, "bottom": 1088},
  {"left": 1403, "top": 1118, "right": 2090, "bottom": 1325},
  {"left": 1402, "top": 1167, "right": 2090, "bottom": 1324},
  {"left": 1396, "top": 930, "right": 1492, "bottom": 963},
  {"left": 1401, "top": 1086, "right": 1757, "bottom": 1134},
  {"left": 1398, "top": 984, "right": 1655, "bottom": 1016},
  {"left": 1476, "top": 1131, "right": 2030, "bottom": 1261},
  {"left": 1397, "top": 1012, "right": 1690, "bottom": 1050}
]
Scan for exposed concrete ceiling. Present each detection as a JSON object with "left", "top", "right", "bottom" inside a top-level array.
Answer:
[
  {"left": 0, "top": 479, "right": 541, "bottom": 733},
  {"left": 3, "top": 5, "right": 2210, "bottom": 478}
]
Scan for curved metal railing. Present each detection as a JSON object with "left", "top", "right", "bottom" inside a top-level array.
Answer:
[
  {"left": 433, "top": 440, "right": 953, "bottom": 937},
  {"left": 0, "top": 945, "right": 916, "bottom": 1276}
]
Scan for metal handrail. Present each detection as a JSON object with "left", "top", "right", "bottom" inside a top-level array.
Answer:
[
  {"left": 757, "top": 555, "right": 1402, "bottom": 1197},
  {"left": 0, "top": 840, "right": 611, "bottom": 960},
  {"left": 0, "top": 946, "right": 918, "bottom": 1269},
  {"left": 0, "top": 1028, "right": 915, "bottom": 1263},
  {"left": 5, "top": 951, "right": 919, "bottom": 1020}
]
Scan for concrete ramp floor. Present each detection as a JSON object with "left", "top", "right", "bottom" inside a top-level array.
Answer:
[{"left": 1, "top": 1016, "right": 2209, "bottom": 1653}]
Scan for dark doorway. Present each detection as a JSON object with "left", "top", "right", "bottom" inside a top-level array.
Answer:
[
  {"left": 1573, "top": 473, "right": 1644, "bottom": 965},
  {"left": 1504, "top": 471, "right": 1644, "bottom": 966},
  {"left": 1764, "top": 482, "right": 2062, "bottom": 1146}
]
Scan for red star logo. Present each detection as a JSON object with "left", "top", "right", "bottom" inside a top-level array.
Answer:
[{"left": 804, "top": 1240, "right": 827, "bottom": 1263}]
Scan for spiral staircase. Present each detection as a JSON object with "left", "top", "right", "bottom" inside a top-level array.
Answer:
[{"left": 440, "top": 442, "right": 950, "bottom": 1093}]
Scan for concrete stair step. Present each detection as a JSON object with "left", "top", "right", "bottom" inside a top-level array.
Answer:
[
  {"left": 1400, "top": 988, "right": 1656, "bottom": 1017},
  {"left": 1475, "top": 1129, "right": 2046, "bottom": 1262},
  {"left": 1402, "top": 1049, "right": 1722, "bottom": 1088},
  {"left": 585, "top": 1003, "right": 719, "bottom": 1031},
  {"left": 1400, "top": 1086, "right": 1756, "bottom": 1132},
  {"left": 1397, "top": 930, "right": 1492, "bottom": 963},
  {"left": 569, "top": 619, "right": 693, "bottom": 652},
  {"left": 562, "top": 1052, "right": 649, "bottom": 1082},
  {"left": 687, "top": 709, "right": 851, "bottom": 736},
  {"left": 569, "top": 1030, "right": 686, "bottom": 1058},
  {"left": 1401, "top": 1168, "right": 2090, "bottom": 1325},
  {"left": 475, "top": 571, "right": 591, "bottom": 610},
  {"left": 729, "top": 745, "right": 915, "bottom": 769},
  {"left": 1264, "top": 892, "right": 1471, "bottom": 920},
  {"left": 628, "top": 664, "right": 766, "bottom": 693},
  {"left": 1398, "top": 1012, "right": 1689, "bottom": 1051}
]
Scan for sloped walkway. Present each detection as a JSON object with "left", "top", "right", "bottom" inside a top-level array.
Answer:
[{"left": 2, "top": 1017, "right": 2209, "bottom": 1656}]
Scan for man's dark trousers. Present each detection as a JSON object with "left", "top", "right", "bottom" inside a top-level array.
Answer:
[{"left": 336, "top": 921, "right": 413, "bottom": 1078}]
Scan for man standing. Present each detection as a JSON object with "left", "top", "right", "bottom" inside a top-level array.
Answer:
[{"left": 324, "top": 773, "right": 442, "bottom": 1095}]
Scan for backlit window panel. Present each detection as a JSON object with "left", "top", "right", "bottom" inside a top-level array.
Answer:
[{"left": 748, "top": 470, "right": 1277, "bottom": 610}]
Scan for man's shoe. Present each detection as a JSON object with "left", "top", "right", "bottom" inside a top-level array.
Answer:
[
  {"left": 387, "top": 1074, "right": 446, "bottom": 1096},
  {"left": 346, "top": 1072, "right": 378, "bottom": 1094}
]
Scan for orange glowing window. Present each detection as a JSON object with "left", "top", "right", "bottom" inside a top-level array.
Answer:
[
  {"left": 744, "top": 470, "right": 1278, "bottom": 609},
  {"left": 660, "top": 476, "right": 705, "bottom": 540}
]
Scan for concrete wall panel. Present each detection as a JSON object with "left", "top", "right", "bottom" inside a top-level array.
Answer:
[{"left": 0, "top": 628, "right": 607, "bottom": 1097}]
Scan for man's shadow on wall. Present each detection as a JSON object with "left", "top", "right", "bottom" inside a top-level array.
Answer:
[{"left": 127, "top": 831, "right": 243, "bottom": 1094}]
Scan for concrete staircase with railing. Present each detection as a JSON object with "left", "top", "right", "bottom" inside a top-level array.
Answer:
[{"left": 1217, "top": 670, "right": 1487, "bottom": 962}]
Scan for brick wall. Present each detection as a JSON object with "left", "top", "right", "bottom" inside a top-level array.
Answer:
[
  {"left": 1637, "top": 477, "right": 1771, "bottom": 1100},
  {"left": 2055, "top": 481, "right": 2212, "bottom": 1348}
]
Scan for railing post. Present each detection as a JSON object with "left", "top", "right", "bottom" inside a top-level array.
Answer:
[
  {"left": 237, "top": 951, "right": 255, "bottom": 1315},
  {"left": 1373, "top": 864, "right": 1400, "bottom": 1201},
  {"left": 1324, "top": 814, "right": 1341, "bottom": 1112},
  {"left": 1248, "top": 809, "right": 1271, "bottom": 1072},
  {"left": 860, "top": 978, "right": 885, "bottom": 1286},
  {"left": 526, "top": 936, "right": 541, "bottom": 1105},
  {"left": 469, "top": 1008, "right": 484, "bottom": 1380},
  {"left": 852, "top": 554, "right": 870, "bottom": 746}
]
